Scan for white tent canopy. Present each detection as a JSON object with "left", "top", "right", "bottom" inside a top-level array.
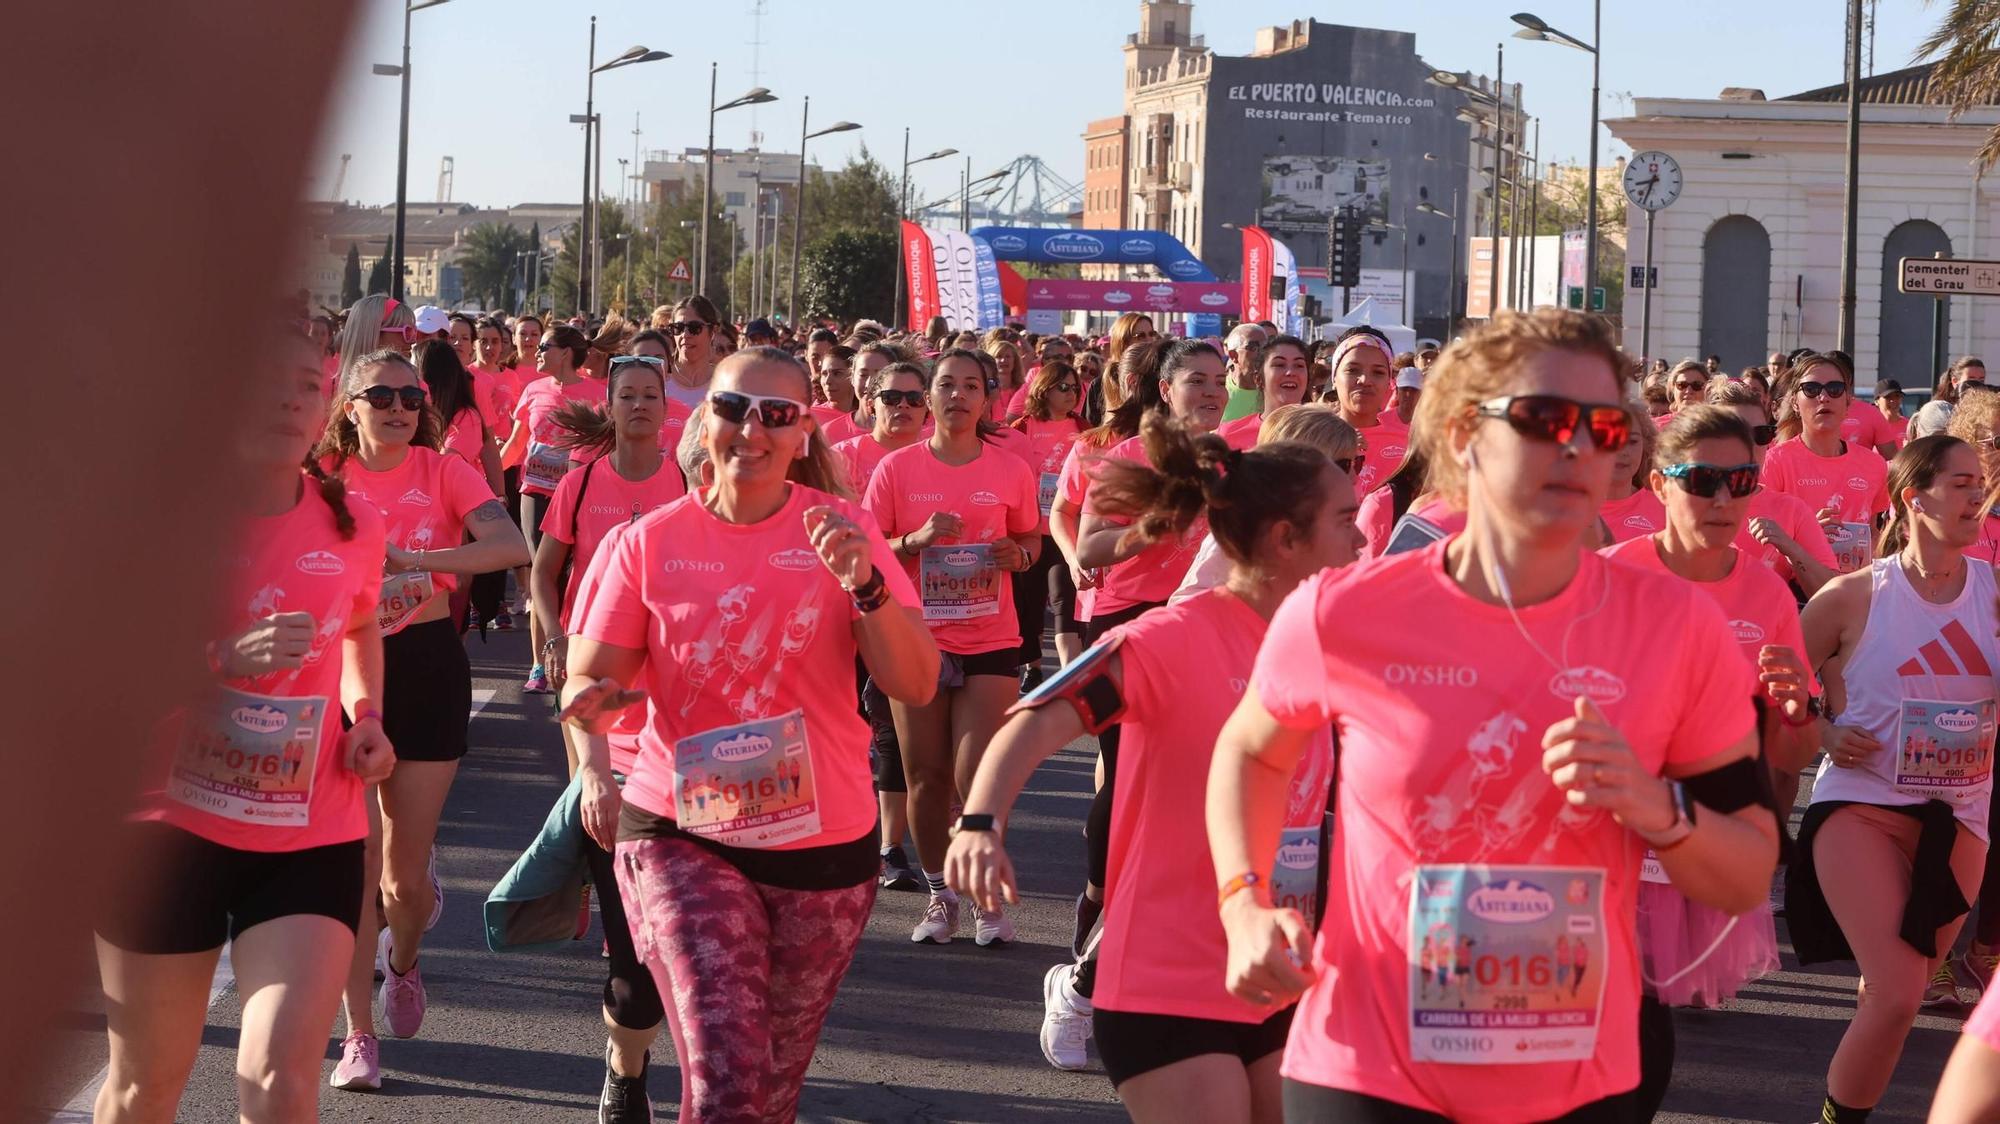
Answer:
[{"left": 1324, "top": 298, "right": 1417, "bottom": 355}]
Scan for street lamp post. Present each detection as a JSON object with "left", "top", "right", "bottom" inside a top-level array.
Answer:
[
  {"left": 892, "top": 131, "right": 960, "bottom": 330},
  {"left": 1513, "top": 6, "right": 1601, "bottom": 305},
  {"left": 964, "top": 165, "right": 1006, "bottom": 232},
  {"left": 1418, "top": 196, "right": 1459, "bottom": 334},
  {"left": 576, "top": 31, "right": 668, "bottom": 315},
  {"left": 700, "top": 72, "right": 778, "bottom": 306},
  {"left": 376, "top": 0, "right": 453, "bottom": 302}
]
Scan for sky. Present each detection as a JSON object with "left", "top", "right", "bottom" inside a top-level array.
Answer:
[{"left": 312, "top": 0, "right": 1939, "bottom": 213}]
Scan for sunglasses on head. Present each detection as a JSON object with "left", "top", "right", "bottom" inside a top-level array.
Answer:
[
  {"left": 707, "top": 390, "right": 805, "bottom": 428},
  {"left": 665, "top": 321, "right": 710, "bottom": 336},
  {"left": 1660, "top": 461, "right": 1761, "bottom": 499},
  {"left": 1751, "top": 423, "right": 1778, "bottom": 446},
  {"left": 875, "top": 389, "right": 925, "bottom": 409},
  {"left": 609, "top": 355, "right": 666, "bottom": 370},
  {"left": 1797, "top": 380, "right": 1847, "bottom": 399},
  {"left": 1334, "top": 453, "right": 1366, "bottom": 477},
  {"left": 1475, "top": 395, "right": 1632, "bottom": 452},
  {"left": 351, "top": 385, "right": 427, "bottom": 411}
]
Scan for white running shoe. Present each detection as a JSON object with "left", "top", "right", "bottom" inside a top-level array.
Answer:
[
  {"left": 1040, "top": 962, "right": 1093, "bottom": 1071},
  {"left": 972, "top": 901, "right": 1015, "bottom": 946},
  {"left": 910, "top": 894, "right": 961, "bottom": 944}
]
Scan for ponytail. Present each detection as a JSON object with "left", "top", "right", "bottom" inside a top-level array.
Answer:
[
  {"left": 302, "top": 458, "right": 357, "bottom": 541},
  {"left": 1877, "top": 434, "right": 1969, "bottom": 557},
  {"left": 550, "top": 400, "right": 617, "bottom": 457}
]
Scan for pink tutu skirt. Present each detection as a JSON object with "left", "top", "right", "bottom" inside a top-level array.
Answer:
[{"left": 1637, "top": 881, "right": 1778, "bottom": 1008}]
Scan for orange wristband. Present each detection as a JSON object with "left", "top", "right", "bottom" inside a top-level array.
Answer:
[{"left": 1217, "top": 871, "right": 1263, "bottom": 908}]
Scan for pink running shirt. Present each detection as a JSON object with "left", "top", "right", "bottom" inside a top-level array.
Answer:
[
  {"left": 136, "top": 480, "right": 386, "bottom": 852},
  {"left": 1842, "top": 398, "right": 1900, "bottom": 451},
  {"left": 541, "top": 457, "right": 688, "bottom": 624},
  {"left": 1217, "top": 413, "right": 1262, "bottom": 450},
  {"left": 1083, "top": 434, "right": 1210, "bottom": 616},
  {"left": 1011, "top": 415, "right": 1082, "bottom": 534},
  {"left": 1352, "top": 414, "right": 1411, "bottom": 495},
  {"left": 1738, "top": 488, "right": 1838, "bottom": 585},
  {"left": 573, "top": 484, "right": 915, "bottom": 848},
  {"left": 1357, "top": 494, "right": 1466, "bottom": 559},
  {"left": 1760, "top": 439, "right": 1888, "bottom": 571},
  {"left": 863, "top": 441, "right": 1040, "bottom": 656},
  {"left": 565, "top": 522, "right": 646, "bottom": 775},
  {"left": 334, "top": 446, "right": 493, "bottom": 634},
  {"left": 1600, "top": 489, "right": 1667, "bottom": 544},
  {"left": 1602, "top": 537, "right": 1808, "bottom": 674},
  {"left": 1251, "top": 542, "right": 1755, "bottom": 1122},
  {"left": 513, "top": 375, "right": 608, "bottom": 496}
]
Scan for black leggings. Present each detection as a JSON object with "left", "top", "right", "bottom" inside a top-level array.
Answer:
[
  {"left": 1978, "top": 777, "right": 2000, "bottom": 945},
  {"left": 1013, "top": 535, "right": 1077, "bottom": 666},
  {"left": 583, "top": 829, "right": 665, "bottom": 1031},
  {"left": 1282, "top": 1082, "right": 1640, "bottom": 1123},
  {"left": 1636, "top": 994, "right": 1674, "bottom": 1120},
  {"left": 469, "top": 465, "right": 523, "bottom": 622}
]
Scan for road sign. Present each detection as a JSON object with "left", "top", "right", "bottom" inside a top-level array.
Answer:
[
  {"left": 1629, "top": 265, "right": 1657, "bottom": 290},
  {"left": 667, "top": 257, "right": 692, "bottom": 283},
  {"left": 1567, "top": 285, "right": 1584, "bottom": 310},
  {"left": 1899, "top": 257, "right": 2000, "bottom": 295}
]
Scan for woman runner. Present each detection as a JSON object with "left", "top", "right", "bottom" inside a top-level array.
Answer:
[
  {"left": 946, "top": 413, "right": 1364, "bottom": 1117},
  {"left": 1217, "top": 335, "right": 1314, "bottom": 451},
  {"left": 1209, "top": 309, "right": 1778, "bottom": 1123},
  {"left": 1008, "top": 358, "right": 1087, "bottom": 681},
  {"left": 1761, "top": 353, "right": 1891, "bottom": 575},
  {"left": 1324, "top": 327, "right": 1410, "bottom": 494},
  {"left": 558, "top": 347, "right": 939, "bottom": 1123}
]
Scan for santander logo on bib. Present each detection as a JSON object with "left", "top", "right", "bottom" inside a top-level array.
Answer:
[
  {"left": 1549, "top": 665, "right": 1627, "bottom": 704},
  {"left": 232, "top": 704, "right": 290, "bottom": 735},
  {"left": 1466, "top": 879, "right": 1556, "bottom": 924},
  {"left": 1730, "top": 619, "right": 1767, "bottom": 645},
  {"left": 710, "top": 730, "right": 774, "bottom": 763},
  {"left": 295, "top": 550, "right": 346, "bottom": 576},
  {"left": 970, "top": 490, "right": 1001, "bottom": 506},
  {"left": 767, "top": 548, "right": 818, "bottom": 572}
]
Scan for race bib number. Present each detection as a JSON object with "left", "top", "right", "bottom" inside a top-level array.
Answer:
[
  {"left": 1270, "top": 827, "right": 1322, "bottom": 919},
  {"left": 920, "top": 544, "right": 1001, "bottom": 621},
  {"left": 1896, "top": 698, "right": 1997, "bottom": 799},
  {"left": 1038, "top": 472, "right": 1060, "bottom": 518},
  {"left": 524, "top": 441, "right": 571, "bottom": 493},
  {"left": 672, "top": 709, "right": 820, "bottom": 848},
  {"left": 1828, "top": 522, "right": 1873, "bottom": 572},
  {"left": 1408, "top": 865, "right": 1607, "bottom": 1065},
  {"left": 377, "top": 570, "right": 435, "bottom": 636},
  {"left": 170, "top": 688, "right": 325, "bottom": 826}
]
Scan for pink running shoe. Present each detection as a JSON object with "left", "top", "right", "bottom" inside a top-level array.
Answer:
[
  {"left": 377, "top": 927, "right": 427, "bottom": 1039},
  {"left": 329, "top": 1032, "right": 381, "bottom": 1091}
]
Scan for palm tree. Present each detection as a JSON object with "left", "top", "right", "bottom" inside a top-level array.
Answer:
[
  {"left": 1920, "top": 0, "right": 2000, "bottom": 168},
  {"left": 455, "top": 222, "right": 533, "bottom": 310}
]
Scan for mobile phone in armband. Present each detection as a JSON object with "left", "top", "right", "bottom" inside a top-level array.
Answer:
[
  {"left": 1007, "top": 633, "right": 1127, "bottom": 735},
  {"left": 1384, "top": 513, "right": 1447, "bottom": 556}
]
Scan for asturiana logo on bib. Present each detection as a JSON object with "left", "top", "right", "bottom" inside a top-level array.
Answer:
[
  {"left": 970, "top": 490, "right": 1001, "bottom": 506},
  {"left": 1730, "top": 619, "right": 1767, "bottom": 645},
  {"left": 295, "top": 551, "right": 345, "bottom": 576},
  {"left": 1277, "top": 840, "right": 1318, "bottom": 869},
  {"left": 710, "top": 731, "right": 774, "bottom": 762},
  {"left": 1936, "top": 707, "right": 1982, "bottom": 734},
  {"left": 943, "top": 548, "right": 980, "bottom": 567},
  {"left": 1466, "top": 879, "right": 1555, "bottom": 924},
  {"left": 768, "top": 549, "right": 818, "bottom": 572},
  {"left": 1549, "top": 666, "right": 1627, "bottom": 704},
  {"left": 232, "top": 704, "right": 290, "bottom": 735}
]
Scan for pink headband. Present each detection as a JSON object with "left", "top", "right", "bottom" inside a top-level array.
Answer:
[
  {"left": 380, "top": 298, "right": 401, "bottom": 325},
  {"left": 1330, "top": 333, "right": 1395, "bottom": 371}
]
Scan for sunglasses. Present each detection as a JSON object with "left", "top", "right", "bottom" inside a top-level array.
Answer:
[
  {"left": 664, "top": 322, "right": 710, "bottom": 336},
  {"left": 1751, "top": 423, "right": 1778, "bottom": 446},
  {"left": 1673, "top": 381, "right": 1708, "bottom": 393},
  {"left": 707, "top": 390, "right": 805, "bottom": 428},
  {"left": 1660, "top": 461, "right": 1761, "bottom": 499},
  {"left": 1475, "top": 395, "right": 1632, "bottom": 452},
  {"left": 379, "top": 325, "right": 420, "bottom": 343},
  {"left": 875, "top": 389, "right": 926, "bottom": 409},
  {"left": 351, "top": 385, "right": 427, "bottom": 411},
  {"left": 1797, "top": 380, "right": 1847, "bottom": 399},
  {"left": 1334, "top": 453, "right": 1366, "bottom": 477},
  {"left": 609, "top": 355, "right": 666, "bottom": 370},
  {"left": 1054, "top": 382, "right": 1080, "bottom": 394}
]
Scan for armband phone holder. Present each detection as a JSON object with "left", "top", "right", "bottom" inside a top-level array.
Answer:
[{"left": 1007, "top": 634, "right": 1127, "bottom": 734}]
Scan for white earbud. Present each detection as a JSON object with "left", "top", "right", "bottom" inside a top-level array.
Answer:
[{"left": 1913, "top": 497, "right": 1925, "bottom": 513}]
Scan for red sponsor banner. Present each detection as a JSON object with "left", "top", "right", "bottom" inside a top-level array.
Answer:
[
  {"left": 1241, "top": 226, "right": 1275, "bottom": 324},
  {"left": 1022, "top": 278, "right": 1239, "bottom": 314},
  {"left": 901, "top": 221, "right": 939, "bottom": 329}
]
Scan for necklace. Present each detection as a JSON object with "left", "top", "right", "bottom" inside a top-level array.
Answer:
[{"left": 1903, "top": 550, "right": 1962, "bottom": 593}]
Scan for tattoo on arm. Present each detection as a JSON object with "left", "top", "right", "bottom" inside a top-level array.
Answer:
[{"left": 469, "top": 500, "right": 510, "bottom": 525}]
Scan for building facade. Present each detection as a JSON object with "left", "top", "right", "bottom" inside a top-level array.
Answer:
[
  {"left": 296, "top": 201, "right": 578, "bottom": 312},
  {"left": 1606, "top": 65, "right": 2000, "bottom": 382}
]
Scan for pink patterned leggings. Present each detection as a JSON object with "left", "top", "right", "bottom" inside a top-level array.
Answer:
[{"left": 615, "top": 836, "right": 876, "bottom": 1124}]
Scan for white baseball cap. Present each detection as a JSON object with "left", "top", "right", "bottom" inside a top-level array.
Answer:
[
  {"left": 1395, "top": 366, "right": 1424, "bottom": 391},
  {"left": 412, "top": 305, "right": 451, "bottom": 335}
]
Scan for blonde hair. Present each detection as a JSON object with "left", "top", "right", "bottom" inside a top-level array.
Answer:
[
  {"left": 707, "top": 348, "right": 853, "bottom": 500},
  {"left": 1258, "top": 403, "right": 1360, "bottom": 462},
  {"left": 336, "top": 294, "right": 413, "bottom": 389},
  {"left": 1414, "top": 308, "right": 1626, "bottom": 506},
  {"left": 1654, "top": 404, "right": 1754, "bottom": 468},
  {"left": 1946, "top": 387, "right": 2000, "bottom": 447}
]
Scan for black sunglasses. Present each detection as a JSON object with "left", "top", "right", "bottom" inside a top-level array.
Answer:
[
  {"left": 1751, "top": 423, "right": 1778, "bottom": 447},
  {"left": 664, "top": 322, "right": 710, "bottom": 336},
  {"left": 875, "top": 389, "right": 926, "bottom": 409},
  {"left": 1475, "top": 395, "right": 1632, "bottom": 452},
  {"left": 351, "top": 385, "right": 427, "bottom": 411},
  {"left": 1661, "top": 461, "right": 1761, "bottom": 499},
  {"left": 707, "top": 390, "right": 804, "bottom": 428},
  {"left": 1798, "top": 380, "right": 1847, "bottom": 400},
  {"left": 1334, "top": 453, "right": 1366, "bottom": 477}
]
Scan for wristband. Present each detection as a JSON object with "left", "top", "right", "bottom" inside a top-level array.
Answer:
[
  {"left": 1217, "top": 871, "right": 1263, "bottom": 908},
  {"left": 850, "top": 568, "right": 891, "bottom": 613},
  {"left": 356, "top": 707, "right": 384, "bottom": 724},
  {"left": 1784, "top": 695, "right": 1826, "bottom": 728}
]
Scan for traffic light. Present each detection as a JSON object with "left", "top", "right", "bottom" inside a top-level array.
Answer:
[{"left": 1328, "top": 205, "right": 1362, "bottom": 289}]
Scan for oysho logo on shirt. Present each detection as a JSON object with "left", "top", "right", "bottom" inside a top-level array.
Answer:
[
  {"left": 1548, "top": 665, "right": 1628, "bottom": 704},
  {"left": 659, "top": 559, "right": 727, "bottom": 574},
  {"left": 399, "top": 488, "right": 433, "bottom": 507},
  {"left": 1797, "top": 476, "right": 1828, "bottom": 488},
  {"left": 1730, "top": 619, "right": 1767, "bottom": 645},
  {"left": 588, "top": 504, "right": 634, "bottom": 516},
  {"left": 907, "top": 492, "right": 946, "bottom": 503},
  {"left": 295, "top": 550, "right": 346, "bottom": 576},
  {"left": 970, "top": 490, "right": 1001, "bottom": 506},
  {"left": 768, "top": 548, "right": 819, "bottom": 572},
  {"left": 1384, "top": 663, "right": 1479, "bottom": 688}
]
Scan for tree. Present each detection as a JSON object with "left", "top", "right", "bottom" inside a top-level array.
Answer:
[
  {"left": 365, "top": 237, "right": 394, "bottom": 296},
  {"left": 455, "top": 222, "right": 534, "bottom": 311},
  {"left": 1921, "top": 5, "right": 2000, "bottom": 169},
  {"left": 797, "top": 227, "right": 896, "bottom": 325},
  {"left": 339, "top": 244, "right": 363, "bottom": 309}
]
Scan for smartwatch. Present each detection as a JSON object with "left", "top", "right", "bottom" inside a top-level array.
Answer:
[
  {"left": 1638, "top": 781, "right": 1697, "bottom": 851},
  {"left": 953, "top": 813, "right": 996, "bottom": 835}
]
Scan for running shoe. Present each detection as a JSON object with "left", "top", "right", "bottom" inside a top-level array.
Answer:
[
  {"left": 1071, "top": 889, "right": 1103, "bottom": 960},
  {"left": 878, "top": 845, "right": 923, "bottom": 892},
  {"left": 910, "top": 894, "right": 961, "bottom": 944},
  {"left": 494, "top": 605, "right": 515, "bottom": 631},
  {"left": 1020, "top": 664, "right": 1045, "bottom": 694},
  {"left": 1040, "top": 962, "right": 1093, "bottom": 1071},
  {"left": 377, "top": 927, "right": 427, "bottom": 1038},
  {"left": 1970, "top": 942, "right": 2000, "bottom": 994},
  {"left": 576, "top": 882, "right": 593, "bottom": 940},
  {"left": 425, "top": 846, "right": 443, "bottom": 932},
  {"left": 524, "top": 666, "right": 552, "bottom": 694},
  {"left": 1924, "top": 958, "right": 1975, "bottom": 1010},
  {"left": 599, "top": 1044, "right": 653, "bottom": 1124},
  {"left": 329, "top": 1032, "right": 381, "bottom": 1091},
  {"left": 972, "top": 900, "right": 1016, "bottom": 947}
]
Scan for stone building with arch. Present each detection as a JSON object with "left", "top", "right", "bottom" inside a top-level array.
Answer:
[{"left": 1606, "top": 66, "right": 2000, "bottom": 386}]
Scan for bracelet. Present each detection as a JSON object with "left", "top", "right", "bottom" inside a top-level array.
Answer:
[
  {"left": 1784, "top": 696, "right": 1825, "bottom": 728},
  {"left": 542, "top": 634, "right": 567, "bottom": 655},
  {"left": 356, "top": 707, "right": 384, "bottom": 724},
  {"left": 1217, "top": 871, "right": 1263, "bottom": 909},
  {"left": 851, "top": 568, "right": 891, "bottom": 614}
]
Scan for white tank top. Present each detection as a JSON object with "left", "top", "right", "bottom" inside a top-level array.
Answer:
[{"left": 1810, "top": 555, "right": 2000, "bottom": 841}]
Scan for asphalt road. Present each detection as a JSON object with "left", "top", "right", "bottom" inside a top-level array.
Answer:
[{"left": 36, "top": 628, "right": 1972, "bottom": 1123}]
